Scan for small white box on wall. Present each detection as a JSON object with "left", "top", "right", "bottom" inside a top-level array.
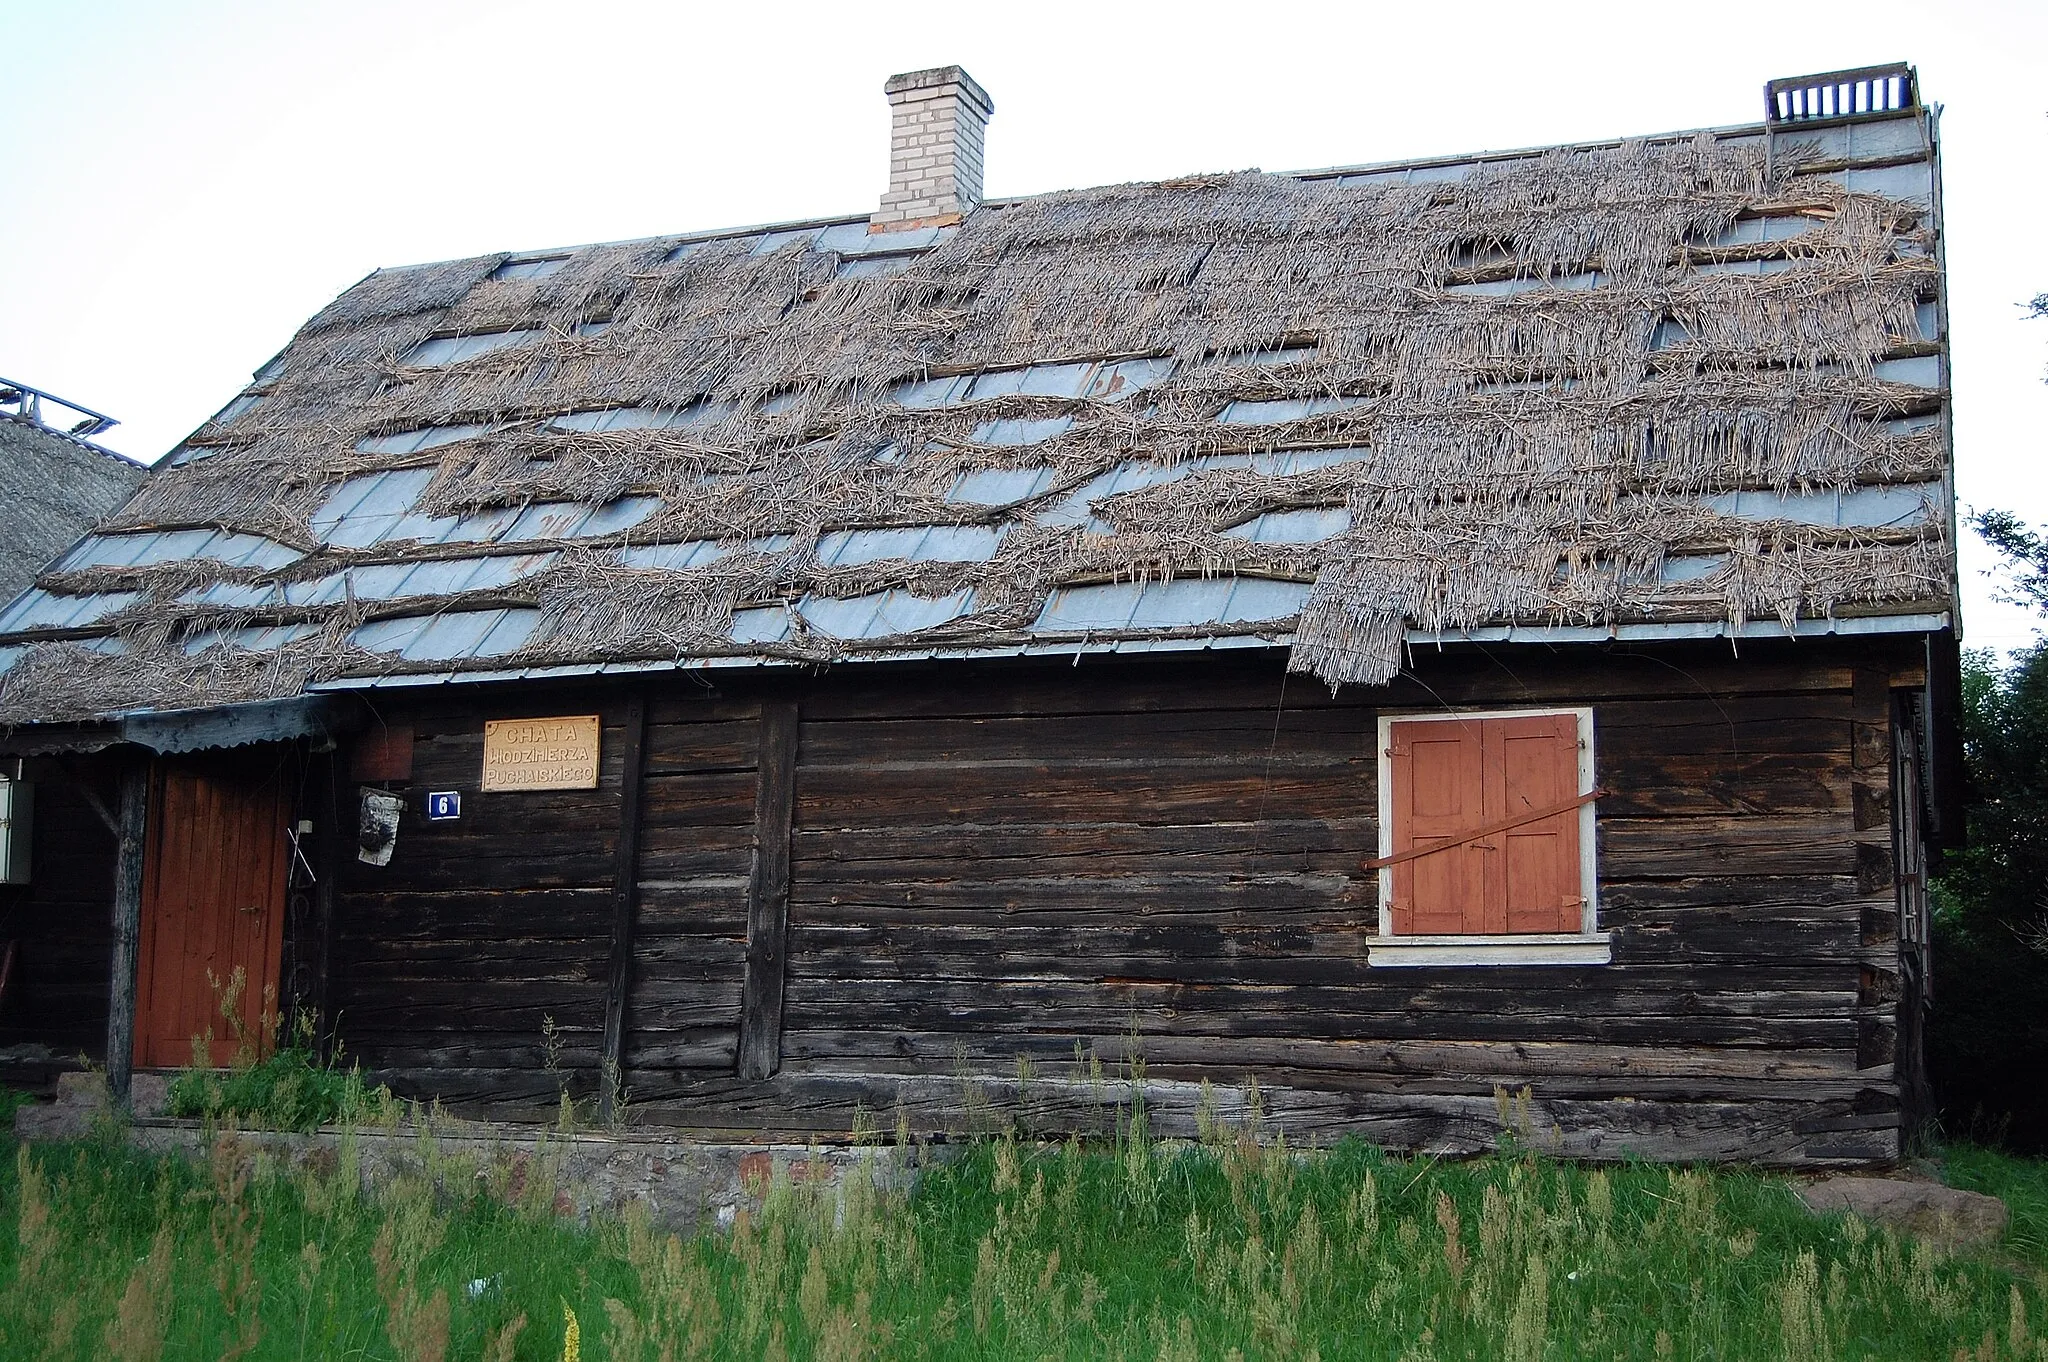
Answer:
[{"left": 0, "top": 777, "right": 33, "bottom": 885}]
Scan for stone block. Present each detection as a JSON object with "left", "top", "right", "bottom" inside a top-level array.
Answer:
[{"left": 1796, "top": 1176, "right": 2010, "bottom": 1246}]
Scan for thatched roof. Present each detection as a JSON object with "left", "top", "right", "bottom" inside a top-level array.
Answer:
[{"left": 0, "top": 106, "right": 1952, "bottom": 726}]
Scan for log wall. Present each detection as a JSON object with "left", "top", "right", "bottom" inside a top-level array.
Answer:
[{"left": 0, "top": 637, "right": 1929, "bottom": 1162}]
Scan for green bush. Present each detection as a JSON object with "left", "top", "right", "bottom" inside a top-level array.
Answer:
[{"left": 166, "top": 1047, "right": 371, "bottom": 1133}]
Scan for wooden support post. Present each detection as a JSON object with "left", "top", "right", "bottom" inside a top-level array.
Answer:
[
  {"left": 310, "top": 752, "right": 345, "bottom": 1063},
  {"left": 105, "top": 760, "right": 149, "bottom": 1111},
  {"left": 599, "top": 692, "right": 648, "bottom": 1123},
  {"left": 738, "top": 700, "right": 798, "bottom": 1081}
]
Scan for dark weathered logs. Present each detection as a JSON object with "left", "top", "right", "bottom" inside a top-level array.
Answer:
[{"left": 738, "top": 701, "right": 799, "bottom": 1080}]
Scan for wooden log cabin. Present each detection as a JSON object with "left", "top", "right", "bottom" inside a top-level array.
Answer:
[{"left": 0, "top": 63, "right": 1961, "bottom": 1164}]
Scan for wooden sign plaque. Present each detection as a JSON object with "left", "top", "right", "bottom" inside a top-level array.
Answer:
[{"left": 481, "top": 715, "right": 601, "bottom": 791}]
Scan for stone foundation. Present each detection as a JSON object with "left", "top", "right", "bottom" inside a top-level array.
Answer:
[{"left": 13, "top": 1075, "right": 917, "bottom": 1233}]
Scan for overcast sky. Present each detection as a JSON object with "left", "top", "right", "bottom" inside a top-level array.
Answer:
[{"left": 4, "top": 0, "right": 2043, "bottom": 647}]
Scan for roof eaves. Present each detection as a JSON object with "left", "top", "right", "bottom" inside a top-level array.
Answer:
[{"left": 304, "top": 612, "right": 1953, "bottom": 694}]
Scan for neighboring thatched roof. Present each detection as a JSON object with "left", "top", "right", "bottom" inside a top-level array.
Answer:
[
  {"left": 0, "top": 414, "right": 146, "bottom": 607},
  {"left": 0, "top": 115, "right": 1952, "bottom": 726}
]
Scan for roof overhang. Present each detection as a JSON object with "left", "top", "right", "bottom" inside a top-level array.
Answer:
[{"left": 0, "top": 693, "right": 354, "bottom": 758}]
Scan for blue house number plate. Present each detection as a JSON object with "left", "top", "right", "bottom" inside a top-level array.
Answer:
[{"left": 426, "top": 791, "right": 461, "bottom": 821}]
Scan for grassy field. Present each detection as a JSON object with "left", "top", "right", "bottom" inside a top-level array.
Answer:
[{"left": 2, "top": 1102, "right": 2045, "bottom": 1361}]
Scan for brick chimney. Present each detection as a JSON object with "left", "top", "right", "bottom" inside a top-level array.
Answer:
[{"left": 872, "top": 66, "right": 994, "bottom": 232}]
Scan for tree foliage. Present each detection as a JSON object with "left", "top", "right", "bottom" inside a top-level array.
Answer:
[
  {"left": 1972, "top": 509, "right": 2048, "bottom": 619},
  {"left": 1931, "top": 514, "right": 2048, "bottom": 1150}
]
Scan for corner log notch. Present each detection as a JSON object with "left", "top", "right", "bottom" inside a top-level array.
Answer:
[{"left": 738, "top": 700, "right": 799, "bottom": 1080}]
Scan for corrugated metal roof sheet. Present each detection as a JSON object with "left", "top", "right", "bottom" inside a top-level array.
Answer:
[
  {"left": 947, "top": 466, "right": 1056, "bottom": 506},
  {"left": 493, "top": 256, "right": 568, "bottom": 280},
  {"left": 349, "top": 607, "right": 542, "bottom": 661},
  {"left": 619, "top": 539, "right": 727, "bottom": 571},
  {"left": 1216, "top": 395, "right": 1369, "bottom": 424},
  {"left": 971, "top": 415, "right": 1073, "bottom": 447},
  {"left": 404, "top": 330, "right": 545, "bottom": 366},
  {"left": 549, "top": 401, "right": 737, "bottom": 433},
  {"left": 59, "top": 529, "right": 299, "bottom": 572},
  {"left": 894, "top": 357, "right": 1174, "bottom": 411},
  {"left": 0, "top": 589, "right": 142, "bottom": 632},
  {"left": 356, "top": 424, "right": 492, "bottom": 455},
  {"left": 800, "top": 588, "right": 976, "bottom": 638},
  {"left": 1225, "top": 508, "right": 1352, "bottom": 544},
  {"left": 729, "top": 605, "right": 793, "bottom": 645},
  {"left": 1706, "top": 482, "right": 1937, "bottom": 528},
  {"left": 817, "top": 524, "right": 1006, "bottom": 566},
  {"left": 311, "top": 467, "right": 439, "bottom": 547},
  {"left": 1660, "top": 553, "right": 1729, "bottom": 582},
  {"left": 1038, "top": 450, "right": 1372, "bottom": 530},
  {"left": 183, "top": 622, "right": 319, "bottom": 654},
  {"left": 1031, "top": 577, "right": 1311, "bottom": 632}
]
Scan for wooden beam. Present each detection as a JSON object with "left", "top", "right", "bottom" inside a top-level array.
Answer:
[
  {"left": 599, "top": 691, "right": 649, "bottom": 1122},
  {"left": 738, "top": 700, "right": 799, "bottom": 1081},
  {"left": 105, "top": 759, "right": 149, "bottom": 1111}
]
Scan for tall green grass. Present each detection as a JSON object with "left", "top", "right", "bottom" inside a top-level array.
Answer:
[{"left": 1, "top": 1109, "right": 2044, "bottom": 1360}]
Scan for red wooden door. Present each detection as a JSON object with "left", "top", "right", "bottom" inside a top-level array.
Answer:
[
  {"left": 134, "top": 754, "right": 290, "bottom": 1068},
  {"left": 1388, "top": 715, "right": 1583, "bottom": 935}
]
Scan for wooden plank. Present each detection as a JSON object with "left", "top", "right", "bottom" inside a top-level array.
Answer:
[
  {"left": 737, "top": 701, "right": 798, "bottom": 1080},
  {"left": 600, "top": 691, "right": 648, "bottom": 1122},
  {"left": 334, "top": 937, "right": 622, "bottom": 971},
  {"left": 794, "top": 818, "right": 1376, "bottom": 866},
  {"left": 1596, "top": 751, "right": 1851, "bottom": 817},
  {"left": 640, "top": 720, "right": 761, "bottom": 774},
  {"left": 1593, "top": 694, "right": 1855, "bottom": 754},
  {"left": 794, "top": 764, "right": 1367, "bottom": 829},
  {"left": 798, "top": 708, "right": 1375, "bottom": 766},
  {"left": 334, "top": 886, "right": 615, "bottom": 937},
  {"left": 104, "top": 761, "right": 148, "bottom": 1108},
  {"left": 638, "top": 772, "right": 766, "bottom": 826},
  {"left": 790, "top": 869, "right": 1366, "bottom": 915},
  {"left": 774, "top": 988, "right": 1858, "bottom": 1048},
  {"left": 771, "top": 1030, "right": 1864, "bottom": 1083},
  {"left": 1599, "top": 814, "right": 1858, "bottom": 877}
]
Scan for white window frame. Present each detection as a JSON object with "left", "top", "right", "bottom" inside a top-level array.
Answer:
[{"left": 1369, "top": 705, "right": 1611, "bottom": 967}]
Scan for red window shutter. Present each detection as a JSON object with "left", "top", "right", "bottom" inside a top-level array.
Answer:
[
  {"left": 1387, "top": 714, "right": 1585, "bottom": 936},
  {"left": 1387, "top": 718, "right": 1487, "bottom": 935},
  {"left": 1491, "top": 713, "right": 1584, "bottom": 934}
]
